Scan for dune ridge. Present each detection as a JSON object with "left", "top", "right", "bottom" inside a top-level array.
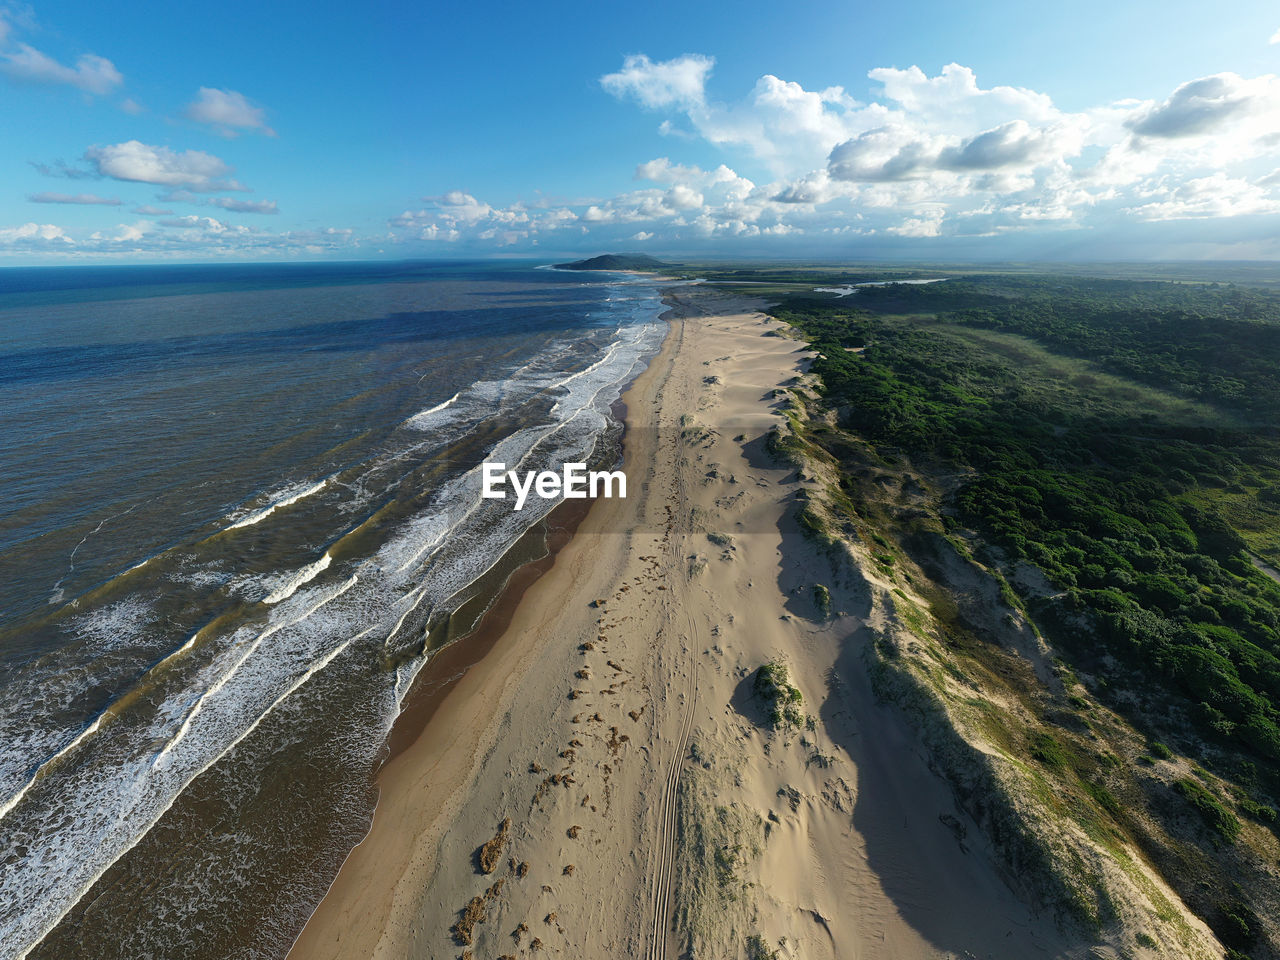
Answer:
[{"left": 288, "top": 288, "right": 1163, "bottom": 960}]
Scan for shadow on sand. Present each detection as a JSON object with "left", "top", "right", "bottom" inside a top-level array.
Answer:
[{"left": 760, "top": 493, "right": 1064, "bottom": 958}]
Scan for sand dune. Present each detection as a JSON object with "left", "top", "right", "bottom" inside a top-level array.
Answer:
[{"left": 289, "top": 290, "right": 1080, "bottom": 960}]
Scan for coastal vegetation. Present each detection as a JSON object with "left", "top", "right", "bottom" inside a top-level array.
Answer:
[
  {"left": 812, "top": 583, "right": 831, "bottom": 617},
  {"left": 773, "top": 277, "right": 1280, "bottom": 769},
  {"left": 745, "top": 933, "right": 781, "bottom": 959},
  {"left": 753, "top": 660, "right": 804, "bottom": 729},
  {"left": 553, "top": 253, "right": 672, "bottom": 271},
  {"left": 674, "top": 764, "right": 766, "bottom": 958},
  {"left": 747, "top": 268, "right": 1280, "bottom": 956}
]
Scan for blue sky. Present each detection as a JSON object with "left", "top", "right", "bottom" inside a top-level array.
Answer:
[{"left": 2, "top": 0, "right": 1279, "bottom": 262}]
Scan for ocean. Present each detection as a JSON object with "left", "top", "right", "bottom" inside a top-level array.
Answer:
[{"left": 0, "top": 260, "right": 668, "bottom": 959}]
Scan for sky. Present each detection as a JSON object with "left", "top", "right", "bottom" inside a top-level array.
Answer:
[{"left": 2, "top": 0, "right": 1280, "bottom": 263}]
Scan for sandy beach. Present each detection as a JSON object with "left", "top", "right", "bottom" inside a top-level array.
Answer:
[{"left": 289, "top": 288, "right": 1072, "bottom": 960}]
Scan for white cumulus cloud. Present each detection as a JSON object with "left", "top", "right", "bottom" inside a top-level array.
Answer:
[
  {"left": 1125, "top": 73, "right": 1278, "bottom": 138},
  {"left": 1125, "top": 173, "right": 1280, "bottom": 220},
  {"left": 664, "top": 184, "right": 704, "bottom": 210},
  {"left": 887, "top": 210, "right": 946, "bottom": 237},
  {"left": 388, "top": 57, "right": 1280, "bottom": 254},
  {"left": 85, "top": 141, "right": 245, "bottom": 192},
  {"left": 601, "top": 53, "right": 713, "bottom": 108},
  {"left": 867, "top": 63, "right": 1056, "bottom": 130},
  {"left": 183, "top": 87, "right": 275, "bottom": 137},
  {"left": 0, "top": 222, "right": 74, "bottom": 246},
  {"left": 605, "top": 55, "right": 873, "bottom": 175},
  {"left": 157, "top": 215, "right": 232, "bottom": 232},
  {"left": 0, "top": 42, "right": 122, "bottom": 94}
]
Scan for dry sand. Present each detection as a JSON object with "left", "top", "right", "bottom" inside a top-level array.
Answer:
[{"left": 289, "top": 289, "right": 1075, "bottom": 960}]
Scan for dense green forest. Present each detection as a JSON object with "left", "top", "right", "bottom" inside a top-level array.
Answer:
[
  {"left": 772, "top": 276, "right": 1280, "bottom": 785},
  {"left": 671, "top": 258, "right": 1280, "bottom": 292},
  {"left": 854, "top": 276, "right": 1280, "bottom": 416}
]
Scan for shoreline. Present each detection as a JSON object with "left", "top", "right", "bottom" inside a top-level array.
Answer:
[
  {"left": 289, "top": 286, "right": 1073, "bottom": 960},
  {"left": 286, "top": 292, "right": 685, "bottom": 959},
  {"left": 382, "top": 389, "right": 631, "bottom": 768},
  {"left": 382, "top": 280, "right": 665, "bottom": 769},
  {"left": 382, "top": 492, "right": 595, "bottom": 766}
]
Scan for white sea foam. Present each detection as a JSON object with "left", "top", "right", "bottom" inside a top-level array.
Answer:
[
  {"left": 385, "top": 297, "right": 662, "bottom": 593},
  {"left": 152, "top": 574, "right": 359, "bottom": 768},
  {"left": 263, "top": 553, "right": 332, "bottom": 605},
  {"left": 550, "top": 339, "right": 621, "bottom": 392},
  {"left": 404, "top": 391, "right": 461, "bottom": 431},
  {"left": 0, "top": 713, "right": 104, "bottom": 825},
  {"left": 224, "top": 478, "right": 329, "bottom": 531},
  {"left": 11, "top": 619, "right": 374, "bottom": 960},
  {"left": 72, "top": 596, "right": 157, "bottom": 652},
  {"left": 382, "top": 581, "right": 431, "bottom": 651},
  {"left": 401, "top": 340, "right": 581, "bottom": 435},
  {"left": 389, "top": 511, "right": 453, "bottom": 576},
  {"left": 47, "top": 502, "right": 143, "bottom": 606},
  {"left": 0, "top": 594, "right": 161, "bottom": 826},
  {"left": 148, "top": 628, "right": 203, "bottom": 674}
]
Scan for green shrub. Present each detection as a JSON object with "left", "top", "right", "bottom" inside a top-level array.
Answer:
[
  {"left": 1030, "top": 732, "right": 1068, "bottom": 768},
  {"left": 745, "top": 934, "right": 780, "bottom": 960},
  {"left": 1214, "top": 899, "right": 1260, "bottom": 952},
  {"left": 813, "top": 583, "right": 832, "bottom": 617},
  {"left": 797, "top": 505, "right": 834, "bottom": 546},
  {"left": 754, "top": 661, "right": 804, "bottom": 729},
  {"left": 1085, "top": 781, "right": 1122, "bottom": 818},
  {"left": 1238, "top": 796, "right": 1277, "bottom": 823},
  {"left": 1175, "top": 779, "right": 1241, "bottom": 842}
]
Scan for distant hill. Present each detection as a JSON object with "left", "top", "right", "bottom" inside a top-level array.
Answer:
[{"left": 553, "top": 254, "right": 671, "bottom": 272}]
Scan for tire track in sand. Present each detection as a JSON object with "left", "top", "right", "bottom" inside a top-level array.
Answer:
[
  {"left": 646, "top": 643, "right": 695, "bottom": 960},
  {"left": 645, "top": 322, "right": 702, "bottom": 960}
]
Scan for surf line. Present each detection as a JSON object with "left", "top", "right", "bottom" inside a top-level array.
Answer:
[{"left": 481, "top": 462, "right": 625, "bottom": 512}]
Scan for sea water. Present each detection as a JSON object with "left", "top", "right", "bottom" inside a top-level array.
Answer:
[{"left": 0, "top": 260, "right": 667, "bottom": 960}]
